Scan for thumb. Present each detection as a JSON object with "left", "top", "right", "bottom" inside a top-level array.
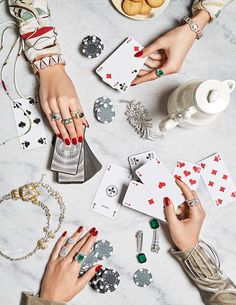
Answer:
[
  {"left": 164, "top": 197, "right": 178, "bottom": 225},
  {"left": 76, "top": 265, "right": 103, "bottom": 291},
  {"left": 135, "top": 39, "right": 164, "bottom": 58}
]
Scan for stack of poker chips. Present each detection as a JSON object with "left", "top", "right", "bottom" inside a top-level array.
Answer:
[
  {"left": 94, "top": 97, "right": 115, "bottom": 124},
  {"left": 81, "top": 35, "right": 104, "bottom": 59},
  {"left": 90, "top": 268, "right": 120, "bottom": 293}
]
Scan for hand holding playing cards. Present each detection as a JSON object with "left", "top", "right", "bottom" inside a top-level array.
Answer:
[
  {"left": 39, "top": 65, "right": 88, "bottom": 145},
  {"left": 40, "top": 227, "right": 101, "bottom": 303},
  {"left": 164, "top": 179, "right": 205, "bottom": 252},
  {"left": 131, "top": 10, "right": 210, "bottom": 86}
]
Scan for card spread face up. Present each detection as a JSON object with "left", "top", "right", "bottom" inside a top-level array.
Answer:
[
  {"left": 123, "top": 180, "right": 167, "bottom": 220},
  {"left": 173, "top": 160, "right": 201, "bottom": 191},
  {"left": 91, "top": 163, "right": 132, "bottom": 218},
  {"left": 136, "top": 158, "right": 184, "bottom": 207},
  {"left": 11, "top": 97, "right": 47, "bottom": 150},
  {"left": 129, "top": 151, "right": 156, "bottom": 180},
  {"left": 96, "top": 37, "right": 147, "bottom": 92},
  {"left": 198, "top": 153, "right": 236, "bottom": 207}
]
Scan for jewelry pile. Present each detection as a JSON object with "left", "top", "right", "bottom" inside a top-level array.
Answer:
[{"left": 0, "top": 179, "right": 65, "bottom": 261}]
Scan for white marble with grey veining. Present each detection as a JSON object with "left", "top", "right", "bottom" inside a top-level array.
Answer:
[{"left": 0, "top": 1, "right": 236, "bottom": 305}]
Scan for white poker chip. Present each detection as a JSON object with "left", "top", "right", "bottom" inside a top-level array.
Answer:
[
  {"left": 81, "top": 35, "right": 104, "bottom": 59},
  {"left": 94, "top": 97, "right": 115, "bottom": 124},
  {"left": 94, "top": 240, "right": 113, "bottom": 259},
  {"left": 133, "top": 268, "right": 153, "bottom": 287}
]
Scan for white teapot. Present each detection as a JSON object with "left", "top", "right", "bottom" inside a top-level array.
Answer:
[{"left": 160, "top": 79, "right": 235, "bottom": 131}]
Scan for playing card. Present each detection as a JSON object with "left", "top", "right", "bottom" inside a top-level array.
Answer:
[
  {"left": 51, "top": 137, "right": 83, "bottom": 175},
  {"left": 136, "top": 158, "right": 184, "bottom": 207},
  {"left": 198, "top": 153, "right": 236, "bottom": 207},
  {"left": 57, "top": 140, "right": 85, "bottom": 183},
  {"left": 122, "top": 180, "right": 168, "bottom": 220},
  {"left": 10, "top": 97, "right": 47, "bottom": 150},
  {"left": 96, "top": 37, "right": 147, "bottom": 92},
  {"left": 173, "top": 160, "right": 201, "bottom": 191},
  {"left": 84, "top": 140, "right": 102, "bottom": 180},
  {"left": 129, "top": 151, "right": 156, "bottom": 180},
  {"left": 91, "top": 163, "right": 132, "bottom": 218}
]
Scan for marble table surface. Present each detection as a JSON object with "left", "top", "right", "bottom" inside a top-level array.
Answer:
[{"left": 0, "top": 1, "right": 236, "bottom": 305}]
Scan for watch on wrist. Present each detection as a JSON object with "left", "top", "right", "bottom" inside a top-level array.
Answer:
[{"left": 181, "top": 16, "right": 203, "bottom": 40}]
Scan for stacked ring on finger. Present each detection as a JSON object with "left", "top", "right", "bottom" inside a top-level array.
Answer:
[
  {"left": 155, "top": 69, "right": 164, "bottom": 78},
  {"left": 75, "top": 252, "right": 86, "bottom": 263},
  {"left": 72, "top": 111, "right": 85, "bottom": 119},
  {"left": 51, "top": 113, "right": 62, "bottom": 121},
  {"left": 67, "top": 237, "right": 77, "bottom": 245},
  {"left": 185, "top": 198, "right": 200, "bottom": 207},
  {"left": 62, "top": 118, "right": 73, "bottom": 125},
  {"left": 59, "top": 246, "right": 70, "bottom": 258}
]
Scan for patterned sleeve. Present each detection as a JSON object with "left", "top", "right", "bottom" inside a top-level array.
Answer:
[
  {"left": 7, "top": 0, "right": 61, "bottom": 63},
  {"left": 192, "top": 0, "right": 234, "bottom": 20}
]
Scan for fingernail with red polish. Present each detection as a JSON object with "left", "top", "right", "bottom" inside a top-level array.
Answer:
[
  {"left": 77, "top": 226, "right": 83, "bottom": 233},
  {"left": 134, "top": 50, "right": 143, "bottom": 57},
  {"left": 176, "top": 176, "right": 182, "bottom": 181},
  {"left": 95, "top": 265, "right": 103, "bottom": 272},
  {"left": 57, "top": 134, "right": 62, "bottom": 139},
  {"left": 131, "top": 84, "right": 136, "bottom": 86},
  {"left": 62, "top": 231, "right": 67, "bottom": 237},
  {"left": 93, "top": 230, "right": 98, "bottom": 236},
  {"left": 78, "top": 136, "right": 83, "bottom": 143},
  {"left": 72, "top": 138, "right": 77, "bottom": 145},
  {"left": 164, "top": 197, "right": 170, "bottom": 207},
  {"left": 65, "top": 138, "right": 70, "bottom": 145},
  {"left": 89, "top": 227, "right": 96, "bottom": 234}
]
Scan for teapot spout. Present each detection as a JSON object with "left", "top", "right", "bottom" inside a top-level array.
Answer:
[{"left": 223, "top": 80, "right": 235, "bottom": 93}]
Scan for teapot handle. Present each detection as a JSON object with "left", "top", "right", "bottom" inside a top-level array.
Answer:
[{"left": 223, "top": 80, "right": 235, "bottom": 93}]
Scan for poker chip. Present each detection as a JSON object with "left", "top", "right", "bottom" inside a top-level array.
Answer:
[
  {"left": 89, "top": 268, "right": 120, "bottom": 293},
  {"left": 94, "top": 240, "right": 113, "bottom": 259},
  {"left": 80, "top": 251, "right": 100, "bottom": 275},
  {"left": 81, "top": 35, "right": 104, "bottom": 59},
  {"left": 94, "top": 97, "right": 115, "bottom": 124},
  {"left": 133, "top": 268, "right": 153, "bottom": 287}
]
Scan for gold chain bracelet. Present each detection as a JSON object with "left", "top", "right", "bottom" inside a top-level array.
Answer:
[{"left": 0, "top": 180, "right": 65, "bottom": 261}]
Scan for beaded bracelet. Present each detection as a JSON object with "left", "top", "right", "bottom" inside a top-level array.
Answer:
[{"left": 0, "top": 181, "right": 65, "bottom": 261}]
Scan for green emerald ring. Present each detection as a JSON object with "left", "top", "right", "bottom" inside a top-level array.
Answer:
[
  {"left": 51, "top": 113, "right": 61, "bottom": 121},
  {"left": 75, "top": 252, "right": 86, "bottom": 263},
  {"left": 155, "top": 69, "right": 164, "bottom": 78},
  {"left": 62, "top": 118, "right": 73, "bottom": 125}
]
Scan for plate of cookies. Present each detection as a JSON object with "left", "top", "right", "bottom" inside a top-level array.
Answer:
[{"left": 111, "top": 0, "right": 171, "bottom": 21}]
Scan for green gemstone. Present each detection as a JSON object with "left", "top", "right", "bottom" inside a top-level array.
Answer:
[
  {"left": 156, "top": 69, "right": 164, "bottom": 77},
  {"left": 137, "top": 253, "right": 147, "bottom": 264},
  {"left": 150, "top": 218, "right": 159, "bottom": 229},
  {"left": 75, "top": 253, "right": 85, "bottom": 263}
]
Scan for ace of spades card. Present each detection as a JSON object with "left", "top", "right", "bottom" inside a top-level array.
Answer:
[
  {"left": 96, "top": 37, "right": 147, "bottom": 92},
  {"left": 10, "top": 97, "right": 47, "bottom": 150}
]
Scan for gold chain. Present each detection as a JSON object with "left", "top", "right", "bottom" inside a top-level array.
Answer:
[{"left": 0, "top": 181, "right": 65, "bottom": 261}]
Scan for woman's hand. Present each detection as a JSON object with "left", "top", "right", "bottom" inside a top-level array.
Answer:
[
  {"left": 39, "top": 65, "right": 88, "bottom": 146},
  {"left": 164, "top": 179, "right": 206, "bottom": 252},
  {"left": 39, "top": 227, "right": 101, "bottom": 303},
  {"left": 131, "top": 10, "right": 210, "bottom": 86}
]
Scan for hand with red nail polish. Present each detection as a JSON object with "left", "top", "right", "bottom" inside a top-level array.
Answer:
[
  {"left": 39, "top": 227, "right": 99, "bottom": 303},
  {"left": 164, "top": 179, "right": 205, "bottom": 252},
  {"left": 131, "top": 10, "right": 210, "bottom": 87},
  {"left": 38, "top": 65, "right": 88, "bottom": 144}
]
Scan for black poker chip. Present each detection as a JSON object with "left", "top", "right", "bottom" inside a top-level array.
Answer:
[
  {"left": 81, "top": 35, "right": 104, "bottom": 59},
  {"left": 89, "top": 268, "right": 120, "bottom": 293}
]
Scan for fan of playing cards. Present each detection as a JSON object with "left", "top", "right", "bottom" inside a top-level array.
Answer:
[
  {"left": 91, "top": 152, "right": 236, "bottom": 220},
  {"left": 51, "top": 133, "right": 102, "bottom": 184}
]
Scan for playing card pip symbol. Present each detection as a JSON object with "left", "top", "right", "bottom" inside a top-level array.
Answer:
[
  {"left": 146, "top": 153, "right": 154, "bottom": 160},
  {"left": 106, "top": 185, "right": 118, "bottom": 197},
  {"left": 13, "top": 101, "right": 22, "bottom": 109},
  {"left": 131, "top": 157, "right": 139, "bottom": 165},
  {"left": 29, "top": 98, "right": 36, "bottom": 105},
  {"left": 132, "top": 69, "right": 138, "bottom": 74},
  {"left": 134, "top": 46, "right": 140, "bottom": 52},
  {"left": 38, "top": 137, "right": 46, "bottom": 145},
  {"left": 106, "top": 73, "right": 112, "bottom": 79},
  {"left": 33, "top": 118, "right": 41, "bottom": 124},
  {"left": 24, "top": 110, "right": 31, "bottom": 116},
  {"left": 22, "top": 141, "right": 30, "bottom": 149},
  {"left": 214, "top": 155, "right": 221, "bottom": 162},
  {"left": 119, "top": 83, "right": 128, "bottom": 92},
  {"left": 177, "top": 162, "right": 185, "bottom": 168},
  {"left": 18, "top": 121, "right": 26, "bottom": 128}
]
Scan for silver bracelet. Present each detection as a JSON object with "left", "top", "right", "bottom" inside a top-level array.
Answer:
[
  {"left": 181, "top": 16, "right": 202, "bottom": 40},
  {"left": 31, "top": 54, "right": 66, "bottom": 74}
]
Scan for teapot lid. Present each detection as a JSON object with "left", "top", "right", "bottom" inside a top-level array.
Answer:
[{"left": 195, "top": 80, "right": 231, "bottom": 114}]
